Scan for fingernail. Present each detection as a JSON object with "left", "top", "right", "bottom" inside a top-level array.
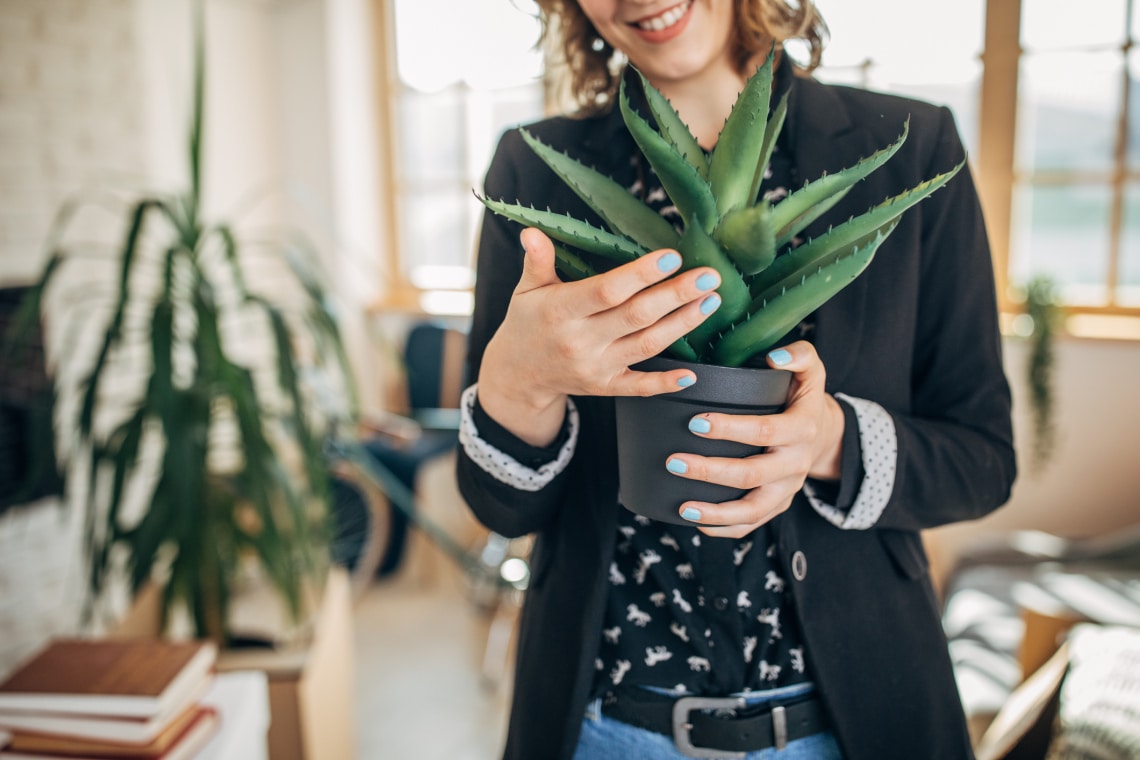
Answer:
[
  {"left": 695, "top": 273, "right": 719, "bottom": 291},
  {"left": 676, "top": 375, "right": 695, "bottom": 388},
  {"left": 700, "top": 294, "right": 721, "bottom": 315},
  {"left": 768, "top": 348, "right": 792, "bottom": 366},
  {"left": 658, "top": 252, "right": 682, "bottom": 272},
  {"left": 688, "top": 417, "right": 711, "bottom": 434},
  {"left": 666, "top": 458, "right": 688, "bottom": 475},
  {"left": 681, "top": 507, "right": 702, "bottom": 522}
]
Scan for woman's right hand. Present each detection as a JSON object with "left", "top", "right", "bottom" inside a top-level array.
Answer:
[{"left": 477, "top": 227, "right": 722, "bottom": 447}]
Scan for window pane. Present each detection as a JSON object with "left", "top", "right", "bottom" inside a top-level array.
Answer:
[
  {"left": 1022, "top": 0, "right": 1127, "bottom": 50},
  {"left": 398, "top": 191, "right": 473, "bottom": 278},
  {"left": 816, "top": 0, "right": 983, "bottom": 78},
  {"left": 1130, "top": 50, "right": 1140, "bottom": 168},
  {"left": 1121, "top": 184, "right": 1140, "bottom": 306},
  {"left": 1010, "top": 183, "right": 1112, "bottom": 305},
  {"left": 1016, "top": 51, "right": 1121, "bottom": 173},
  {"left": 890, "top": 68, "right": 983, "bottom": 157},
  {"left": 394, "top": 0, "right": 541, "bottom": 92},
  {"left": 396, "top": 90, "right": 464, "bottom": 183},
  {"left": 812, "top": 0, "right": 983, "bottom": 152}
]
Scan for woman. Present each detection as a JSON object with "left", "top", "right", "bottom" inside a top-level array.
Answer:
[{"left": 456, "top": 1, "right": 1016, "bottom": 757}]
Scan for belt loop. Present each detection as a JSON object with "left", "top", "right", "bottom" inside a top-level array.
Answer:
[{"left": 772, "top": 705, "right": 788, "bottom": 751}]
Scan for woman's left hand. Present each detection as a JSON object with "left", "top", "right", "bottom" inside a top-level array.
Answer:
[{"left": 667, "top": 341, "right": 846, "bottom": 539}]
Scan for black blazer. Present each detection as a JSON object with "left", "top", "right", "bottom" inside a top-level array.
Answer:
[{"left": 458, "top": 71, "right": 1016, "bottom": 760}]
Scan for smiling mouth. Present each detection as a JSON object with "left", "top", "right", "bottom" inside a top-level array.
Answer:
[{"left": 632, "top": 1, "right": 692, "bottom": 32}]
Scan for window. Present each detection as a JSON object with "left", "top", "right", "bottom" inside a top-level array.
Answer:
[
  {"left": 817, "top": 0, "right": 1140, "bottom": 333},
  {"left": 384, "top": 0, "right": 544, "bottom": 315},
  {"left": 379, "top": 0, "right": 1139, "bottom": 332},
  {"left": 1003, "top": 0, "right": 1139, "bottom": 317}
]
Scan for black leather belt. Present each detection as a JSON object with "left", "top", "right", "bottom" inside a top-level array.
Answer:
[{"left": 601, "top": 689, "right": 829, "bottom": 759}]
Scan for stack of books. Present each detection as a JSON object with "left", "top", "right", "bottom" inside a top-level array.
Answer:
[{"left": 0, "top": 639, "right": 218, "bottom": 760}]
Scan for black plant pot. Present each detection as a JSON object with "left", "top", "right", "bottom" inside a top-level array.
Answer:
[{"left": 614, "top": 356, "right": 792, "bottom": 525}]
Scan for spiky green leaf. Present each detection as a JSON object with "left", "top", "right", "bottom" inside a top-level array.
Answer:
[
  {"left": 770, "top": 120, "right": 910, "bottom": 248},
  {"left": 712, "top": 230, "right": 891, "bottom": 366},
  {"left": 478, "top": 195, "right": 645, "bottom": 263},
  {"left": 633, "top": 68, "right": 709, "bottom": 181},
  {"left": 714, "top": 204, "right": 776, "bottom": 275},
  {"left": 620, "top": 80, "right": 718, "bottom": 232},
  {"left": 708, "top": 49, "right": 775, "bottom": 216},
  {"left": 520, "top": 129, "right": 678, "bottom": 252}
]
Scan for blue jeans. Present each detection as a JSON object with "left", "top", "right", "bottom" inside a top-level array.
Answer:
[{"left": 572, "top": 683, "right": 844, "bottom": 760}]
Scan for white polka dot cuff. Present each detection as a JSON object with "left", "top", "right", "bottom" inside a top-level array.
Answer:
[
  {"left": 458, "top": 384, "right": 579, "bottom": 492},
  {"left": 805, "top": 393, "right": 897, "bottom": 530}
]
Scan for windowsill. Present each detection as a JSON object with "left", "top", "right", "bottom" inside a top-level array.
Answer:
[
  {"left": 367, "top": 288, "right": 474, "bottom": 319},
  {"left": 1001, "top": 312, "right": 1140, "bottom": 343}
]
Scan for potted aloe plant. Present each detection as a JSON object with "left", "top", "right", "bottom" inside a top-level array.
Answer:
[
  {"left": 480, "top": 50, "right": 962, "bottom": 523},
  {"left": 2, "top": 1, "right": 357, "bottom": 642}
]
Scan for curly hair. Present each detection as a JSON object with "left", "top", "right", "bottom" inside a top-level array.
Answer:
[{"left": 534, "top": 0, "right": 828, "bottom": 114}]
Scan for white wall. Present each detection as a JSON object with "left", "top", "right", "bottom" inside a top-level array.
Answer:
[
  {"left": 928, "top": 335, "right": 1140, "bottom": 572},
  {"left": 0, "top": 0, "right": 388, "bottom": 676}
]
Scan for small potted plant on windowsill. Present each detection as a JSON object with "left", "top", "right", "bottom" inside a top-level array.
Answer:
[{"left": 479, "top": 49, "right": 962, "bottom": 524}]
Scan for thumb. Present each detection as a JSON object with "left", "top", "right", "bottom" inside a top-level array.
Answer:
[{"left": 515, "top": 227, "right": 561, "bottom": 294}]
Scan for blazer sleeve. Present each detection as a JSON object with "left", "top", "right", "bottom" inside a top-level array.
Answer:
[
  {"left": 875, "top": 106, "right": 1017, "bottom": 531},
  {"left": 456, "top": 128, "right": 578, "bottom": 539}
]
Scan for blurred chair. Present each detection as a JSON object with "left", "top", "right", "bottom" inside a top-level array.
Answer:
[{"left": 362, "top": 320, "right": 467, "bottom": 577}]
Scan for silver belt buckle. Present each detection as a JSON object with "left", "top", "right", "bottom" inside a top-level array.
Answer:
[{"left": 670, "top": 695, "right": 747, "bottom": 759}]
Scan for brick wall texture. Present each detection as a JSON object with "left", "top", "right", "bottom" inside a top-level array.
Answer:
[{"left": 0, "top": 0, "right": 145, "bottom": 677}]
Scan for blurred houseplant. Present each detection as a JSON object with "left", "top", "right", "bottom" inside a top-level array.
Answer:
[
  {"left": 1022, "top": 276, "right": 1063, "bottom": 471},
  {"left": 2, "top": 2, "right": 356, "bottom": 643}
]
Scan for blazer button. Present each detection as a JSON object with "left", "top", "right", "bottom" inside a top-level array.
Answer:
[{"left": 791, "top": 551, "right": 807, "bottom": 581}]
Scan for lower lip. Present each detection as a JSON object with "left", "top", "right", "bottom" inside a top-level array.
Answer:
[{"left": 630, "top": 3, "right": 693, "bottom": 44}]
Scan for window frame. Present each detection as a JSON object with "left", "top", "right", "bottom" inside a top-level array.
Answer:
[{"left": 373, "top": 0, "right": 1140, "bottom": 332}]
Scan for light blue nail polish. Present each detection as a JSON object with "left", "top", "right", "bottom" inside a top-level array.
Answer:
[
  {"left": 658, "top": 252, "right": 681, "bottom": 272},
  {"left": 666, "top": 458, "right": 688, "bottom": 475},
  {"left": 700, "top": 294, "right": 721, "bottom": 315},
  {"left": 676, "top": 375, "right": 695, "bottom": 388},
  {"left": 681, "top": 507, "right": 702, "bottom": 522},
  {"left": 688, "top": 417, "right": 711, "bottom": 434},
  {"left": 695, "top": 273, "right": 719, "bottom": 291},
  {"left": 768, "top": 348, "right": 792, "bottom": 366}
]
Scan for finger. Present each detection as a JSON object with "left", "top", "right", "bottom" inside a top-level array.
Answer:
[
  {"left": 573, "top": 248, "right": 692, "bottom": 317},
  {"left": 665, "top": 448, "right": 811, "bottom": 492},
  {"left": 607, "top": 272, "right": 724, "bottom": 366},
  {"left": 766, "top": 341, "right": 827, "bottom": 395},
  {"left": 516, "top": 228, "right": 562, "bottom": 294},
  {"left": 675, "top": 482, "right": 801, "bottom": 536}
]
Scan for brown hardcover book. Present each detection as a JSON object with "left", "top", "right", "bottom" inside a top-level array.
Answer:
[
  {"left": 0, "top": 706, "right": 219, "bottom": 760},
  {"left": 0, "top": 639, "right": 215, "bottom": 722}
]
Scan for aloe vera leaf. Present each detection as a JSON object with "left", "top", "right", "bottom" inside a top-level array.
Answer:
[
  {"left": 633, "top": 69, "right": 709, "bottom": 181},
  {"left": 750, "top": 91, "right": 789, "bottom": 204},
  {"left": 675, "top": 219, "right": 752, "bottom": 357},
  {"left": 750, "top": 220, "right": 899, "bottom": 306},
  {"left": 520, "top": 129, "right": 679, "bottom": 252},
  {"left": 770, "top": 120, "right": 911, "bottom": 248},
  {"left": 553, "top": 244, "right": 597, "bottom": 280},
  {"left": 620, "top": 80, "right": 718, "bottom": 232},
  {"left": 714, "top": 204, "right": 776, "bottom": 275},
  {"left": 666, "top": 335, "right": 700, "bottom": 362},
  {"left": 707, "top": 50, "right": 775, "bottom": 216},
  {"left": 754, "top": 158, "right": 964, "bottom": 297},
  {"left": 478, "top": 195, "right": 645, "bottom": 262},
  {"left": 712, "top": 231, "right": 890, "bottom": 367}
]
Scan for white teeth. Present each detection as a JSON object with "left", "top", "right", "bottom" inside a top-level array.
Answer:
[{"left": 637, "top": 2, "right": 690, "bottom": 32}]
